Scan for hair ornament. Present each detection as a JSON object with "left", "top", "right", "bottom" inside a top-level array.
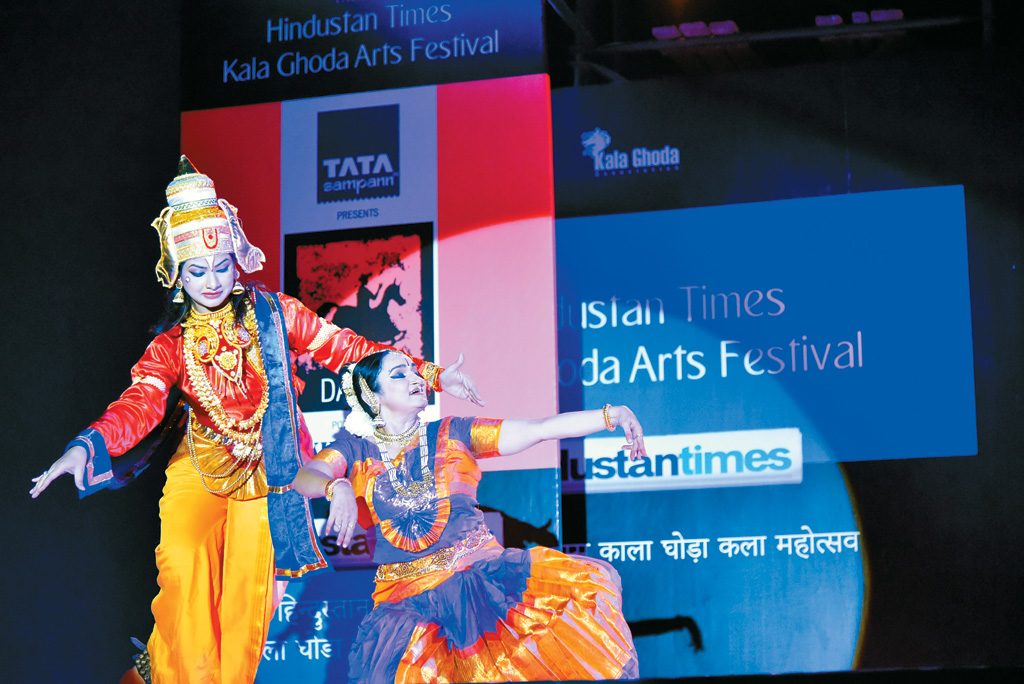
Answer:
[
  {"left": 358, "top": 376, "right": 381, "bottom": 415},
  {"left": 341, "top": 365, "right": 374, "bottom": 438}
]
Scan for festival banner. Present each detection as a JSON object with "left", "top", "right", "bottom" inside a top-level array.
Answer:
[
  {"left": 558, "top": 187, "right": 976, "bottom": 477},
  {"left": 182, "top": 0, "right": 544, "bottom": 109},
  {"left": 551, "top": 78, "right": 979, "bottom": 679}
]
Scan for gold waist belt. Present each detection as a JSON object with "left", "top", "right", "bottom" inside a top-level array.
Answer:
[
  {"left": 186, "top": 419, "right": 268, "bottom": 501},
  {"left": 375, "top": 526, "right": 495, "bottom": 583}
]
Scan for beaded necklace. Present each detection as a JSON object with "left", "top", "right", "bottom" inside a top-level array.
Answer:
[
  {"left": 373, "top": 422, "right": 419, "bottom": 445},
  {"left": 374, "top": 423, "right": 435, "bottom": 509}
]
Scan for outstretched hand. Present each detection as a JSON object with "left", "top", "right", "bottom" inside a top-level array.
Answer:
[
  {"left": 30, "top": 446, "right": 87, "bottom": 498},
  {"left": 438, "top": 353, "right": 485, "bottom": 406},
  {"left": 610, "top": 406, "right": 648, "bottom": 461},
  {"left": 325, "top": 479, "right": 359, "bottom": 548}
]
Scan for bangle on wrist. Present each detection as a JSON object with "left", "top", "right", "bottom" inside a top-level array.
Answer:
[
  {"left": 601, "top": 404, "right": 615, "bottom": 431},
  {"left": 324, "top": 477, "right": 351, "bottom": 502},
  {"left": 421, "top": 362, "right": 442, "bottom": 392}
]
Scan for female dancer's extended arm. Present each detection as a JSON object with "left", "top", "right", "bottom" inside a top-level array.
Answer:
[
  {"left": 293, "top": 453, "right": 359, "bottom": 549},
  {"left": 497, "top": 405, "right": 647, "bottom": 460}
]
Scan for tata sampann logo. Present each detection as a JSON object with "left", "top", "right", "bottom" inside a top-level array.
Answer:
[
  {"left": 563, "top": 427, "right": 802, "bottom": 494},
  {"left": 580, "top": 127, "right": 680, "bottom": 177},
  {"left": 317, "top": 105, "right": 399, "bottom": 203}
]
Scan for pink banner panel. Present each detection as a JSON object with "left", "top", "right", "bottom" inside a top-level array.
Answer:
[
  {"left": 437, "top": 74, "right": 557, "bottom": 470},
  {"left": 181, "top": 103, "right": 283, "bottom": 289}
]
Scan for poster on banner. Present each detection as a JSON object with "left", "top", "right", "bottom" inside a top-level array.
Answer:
[
  {"left": 284, "top": 222, "right": 435, "bottom": 448},
  {"left": 557, "top": 186, "right": 976, "bottom": 471}
]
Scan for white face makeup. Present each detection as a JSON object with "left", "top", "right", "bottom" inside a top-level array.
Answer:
[
  {"left": 373, "top": 352, "right": 428, "bottom": 417},
  {"left": 181, "top": 255, "right": 236, "bottom": 312}
]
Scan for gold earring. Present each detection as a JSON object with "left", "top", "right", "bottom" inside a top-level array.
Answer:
[
  {"left": 231, "top": 282, "right": 245, "bottom": 295},
  {"left": 172, "top": 280, "right": 185, "bottom": 304}
]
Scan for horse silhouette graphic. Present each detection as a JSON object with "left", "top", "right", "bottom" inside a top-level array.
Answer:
[
  {"left": 318, "top": 275, "right": 408, "bottom": 346},
  {"left": 581, "top": 127, "right": 612, "bottom": 161}
]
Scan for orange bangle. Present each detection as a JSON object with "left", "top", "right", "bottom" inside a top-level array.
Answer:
[
  {"left": 601, "top": 404, "right": 615, "bottom": 431},
  {"left": 421, "top": 362, "right": 442, "bottom": 392}
]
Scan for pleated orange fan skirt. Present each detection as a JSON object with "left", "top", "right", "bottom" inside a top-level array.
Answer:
[{"left": 349, "top": 544, "right": 639, "bottom": 683}]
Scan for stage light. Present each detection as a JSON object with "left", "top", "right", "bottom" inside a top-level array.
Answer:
[
  {"left": 678, "top": 21, "right": 711, "bottom": 38},
  {"left": 709, "top": 20, "right": 739, "bottom": 36},
  {"left": 651, "top": 24, "right": 682, "bottom": 40},
  {"left": 815, "top": 15, "right": 844, "bottom": 27},
  {"left": 852, "top": 11, "right": 870, "bottom": 24},
  {"left": 870, "top": 9, "right": 905, "bottom": 22}
]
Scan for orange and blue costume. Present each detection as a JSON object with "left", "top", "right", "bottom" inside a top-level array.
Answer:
[
  {"left": 70, "top": 292, "right": 441, "bottom": 683},
  {"left": 315, "top": 417, "right": 639, "bottom": 682},
  {"left": 63, "top": 157, "right": 446, "bottom": 683}
]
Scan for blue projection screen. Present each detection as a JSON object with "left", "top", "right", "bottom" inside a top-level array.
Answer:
[{"left": 557, "top": 186, "right": 977, "bottom": 481}]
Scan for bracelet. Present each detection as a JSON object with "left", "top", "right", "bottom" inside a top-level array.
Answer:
[
  {"left": 324, "top": 478, "right": 351, "bottom": 502},
  {"left": 601, "top": 404, "right": 615, "bottom": 431},
  {"left": 421, "top": 362, "right": 442, "bottom": 392}
]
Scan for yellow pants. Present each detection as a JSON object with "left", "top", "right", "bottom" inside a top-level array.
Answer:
[{"left": 147, "top": 448, "right": 275, "bottom": 684}]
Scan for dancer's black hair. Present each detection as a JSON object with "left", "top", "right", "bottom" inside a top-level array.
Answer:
[{"left": 346, "top": 350, "right": 392, "bottom": 415}]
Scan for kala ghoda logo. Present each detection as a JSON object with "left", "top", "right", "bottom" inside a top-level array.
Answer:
[
  {"left": 318, "top": 105, "right": 399, "bottom": 203},
  {"left": 580, "top": 127, "right": 681, "bottom": 177}
]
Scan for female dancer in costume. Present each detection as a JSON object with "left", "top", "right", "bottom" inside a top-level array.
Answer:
[
  {"left": 293, "top": 350, "right": 646, "bottom": 682},
  {"left": 28, "top": 157, "right": 482, "bottom": 684}
]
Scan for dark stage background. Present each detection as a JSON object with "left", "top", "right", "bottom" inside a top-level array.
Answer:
[
  {"left": 1, "top": 1, "right": 1022, "bottom": 681},
  {"left": 1, "top": 2, "right": 182, "bottom": 680}
]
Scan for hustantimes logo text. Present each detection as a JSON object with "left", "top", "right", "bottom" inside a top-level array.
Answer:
[{"left": 564, "top": 428, "right": 802, "bottom": 493}]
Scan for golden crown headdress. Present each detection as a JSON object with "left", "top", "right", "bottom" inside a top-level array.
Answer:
[{"left": 151, "top": 155, "right": 265, "bottom": 288}]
